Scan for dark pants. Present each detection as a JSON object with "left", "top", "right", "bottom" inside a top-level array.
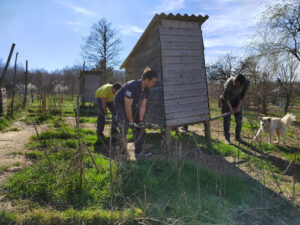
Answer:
[
  {"left": 114, "top": 103, "right": 145, "bottom": 154},
  {"left": 222, "top": 98, "right": 243, "bottom": 141},
  {"left": 96, "top": 98, "right": 117, "bottom": 136}
]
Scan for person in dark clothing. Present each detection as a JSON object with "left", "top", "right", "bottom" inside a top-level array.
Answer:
[
  {"left": 221, "top": 74, "right": 250, "bottom": 144},
  {"left": 114, "top": 67, "right": 158, "bottom": 156}
]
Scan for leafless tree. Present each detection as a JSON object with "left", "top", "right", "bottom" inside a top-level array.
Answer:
[
  {"left": 253, "top": 0, "right": 300, "bottom": 61},
  {"left": 277, "top": 57, "right": 299, "bottom": 114},
  {"left": 207, "top": 53, "right": 238, "bottom": 84},
  {"left": 63, "top": 66, "right": 80, "bottom": 100},
  {"left": 81, "top": 18, "right": 121, "bottom": 72},
  {"left": 207, "top": 53, "right": 238, "bottom": 101}
]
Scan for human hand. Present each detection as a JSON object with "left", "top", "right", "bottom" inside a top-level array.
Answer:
[
  {"left": 234, "top": 105, "right": 241, "bottom": 113},
  {"left": 129, "top": 122, "right": 139, "bottom": 129},
  {"left": 138, "top": 121, "right": 145, "bottom": 128}
]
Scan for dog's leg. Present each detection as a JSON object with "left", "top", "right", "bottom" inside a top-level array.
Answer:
[
  {"left": 275, "top": 128, "right": 280, "bottom": 144},
  {"left": 253, "top": 128, "right": 262, "bottom": 141},
  {"left": 282, "top": 127, "right": 287, "bottom": 144},
  {"left": 269, "top": 129, "right": 274, "bottom": 145}
]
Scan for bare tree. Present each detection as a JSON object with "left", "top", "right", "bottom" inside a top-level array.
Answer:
[
  {"left": 207, "top": 53, "right": 238, "bottom": 84},
  {"left": 277, "top": 57, "right": 299, "bottom": 114},
  {"left": 254, "top": 0, "right": 300, "bottom": 61},
  {"left": 207, "top": 53, "right": 238, "bottom": 102},
  {"left": 81, "top": 18, "right": 121, "bottom": 72},
  {"left": 63, "top": 66, "right": 80, "bottom": 100}
]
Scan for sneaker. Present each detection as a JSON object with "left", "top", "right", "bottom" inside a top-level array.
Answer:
[
  {"left": 225, "top": 139, "right": 232, "bottom": 145},
  {"left": 235, "top": 137, "right": 244, "bottom": 143},
  {"left": 136, "top": 151, "right": 152, "bottom": 157}
]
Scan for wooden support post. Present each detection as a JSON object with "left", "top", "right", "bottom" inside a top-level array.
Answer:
[
  {"left": 204, "top": 121, "right": 211, "bottom": 145},
  {"left": 0, "top": 43, "right": 15, "bottom": 113},
  {"left": 23, "top": 60, "right": 28, "bottom": 108},
  {"left": 10, "top": 52, "right": 18, "bottom": 116},
  {"left": 165, "top": 127, "right": 172, "bottom": 145}
]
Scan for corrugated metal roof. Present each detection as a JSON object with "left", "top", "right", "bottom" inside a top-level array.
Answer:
[{"left": 120, "top": 13, "right": 209, "bottom": 69}]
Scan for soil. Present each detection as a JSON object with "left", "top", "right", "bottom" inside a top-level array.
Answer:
[{"left": 0, "top": 120, "right": 47, "bottom": 184}]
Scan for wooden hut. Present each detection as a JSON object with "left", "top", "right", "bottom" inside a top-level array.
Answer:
[
  {"left": 79, "top": 70, "right": 104, "bottom": 104},
  {"left": 120, "top": 13, "right": 210, "bottom": 130}
]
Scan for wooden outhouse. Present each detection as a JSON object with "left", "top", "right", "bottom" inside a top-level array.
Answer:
[
  {"left": 120, "top": 13, "right": 210, "bottom": 128},
  {"left": 79, "top": 70, "right": 104, "bottom": 104}
]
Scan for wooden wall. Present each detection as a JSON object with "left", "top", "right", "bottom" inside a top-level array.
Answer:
[
  {"left": 125, "top": 23, "right": 165, "bottom": 127},
  {"left": 80, "top": 73, "right": 102, "bottom": 103},
  {"left": 159, "top": 19, "right": 210, "bottom": 127}
]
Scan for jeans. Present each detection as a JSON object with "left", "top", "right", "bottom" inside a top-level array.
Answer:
[
  {"left": 96, "top": 98, "right": 117, "bottom": 136},
  {"left": 221, "top": 98, "right": 243, "bottom": 141},
  {"left": 114, "top": 103, "right": 145, "bottom": 154}
]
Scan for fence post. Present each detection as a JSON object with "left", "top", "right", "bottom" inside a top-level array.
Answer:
[
  {"left": 0, "top": 43, "right": 15, "bottom": 113},
  {"left": 23, "top": 60, "right": 28, "bottom": 108},
  {"left": 9, "top": 52, "right": 18, "bottom": 116}
]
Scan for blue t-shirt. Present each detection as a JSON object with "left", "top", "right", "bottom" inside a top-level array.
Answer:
[{"left": 114, "top": 80, "right": 149, "bottom": 111}]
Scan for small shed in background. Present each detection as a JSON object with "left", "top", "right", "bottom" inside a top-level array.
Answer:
[
  {"left": 79, "top": 70, "right": 104, "bottom": 104},
  {"left": 120, "top": 13, "right": 210, "bottom": 129}
]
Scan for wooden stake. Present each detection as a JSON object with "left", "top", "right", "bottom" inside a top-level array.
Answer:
[
  {"left": 10, "top": 52, "right": 18, "bottom": 116},
  {"left": 0, "top": 43, "right": 15, "bottom": 113},
  {"left": 23, "top": 60, "right": 28, "bottom": 108}
]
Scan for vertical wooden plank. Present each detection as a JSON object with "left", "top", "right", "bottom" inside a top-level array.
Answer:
[{"left": 204, "top": 121, "right": 211, "bottom": 144}]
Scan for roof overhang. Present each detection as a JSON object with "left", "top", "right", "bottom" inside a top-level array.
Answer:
[{"left": 120, "top": 13, "right": 209, "bottom": 70}]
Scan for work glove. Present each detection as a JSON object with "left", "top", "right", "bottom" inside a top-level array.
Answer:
[
  {"left": 138, "top": 121, "right": 145, "bottom": 129},
  {"left": 129, "top": 122, "right": 139, "bottom": 129}
]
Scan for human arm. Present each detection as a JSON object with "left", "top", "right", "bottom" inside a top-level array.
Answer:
[
  {"left": 234, "top": 100, "right": 242, "bottom": 113},
  {"left": 226, "top": 100, "right": 234, "bottom": 114},
  {"left": 100, "top": 97, "right": 107, "bottom": 115},
  {"left": 124, "top": 97, "right": 134, "bottom": 123},
  {"left": 139, "top": 98, "right": 147, "bottom": 122}
]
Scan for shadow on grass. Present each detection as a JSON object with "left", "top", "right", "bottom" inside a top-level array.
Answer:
[
  {"left": 115, "top": 130, "right": 300, "bottom": 225},
  {"left": 236, "top": 141, "right": 300, "bottom": 182},
  {"left": 79, "top": 104, "right": 98, "bottom": 117}
]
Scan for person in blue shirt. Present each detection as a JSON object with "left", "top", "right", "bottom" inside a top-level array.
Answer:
[{"left": 114, "top": 67, "right": 158, "bottom": 156}]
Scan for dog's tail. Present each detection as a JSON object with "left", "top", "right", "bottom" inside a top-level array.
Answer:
[{"left": 281, "top": 113, "right": 296, "bottom": 126}]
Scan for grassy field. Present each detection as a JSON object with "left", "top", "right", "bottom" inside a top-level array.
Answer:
[{"left": 0, "top": 96, "right": 299, "bottom": 224}]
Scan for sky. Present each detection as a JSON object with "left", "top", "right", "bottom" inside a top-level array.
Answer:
[{"left": 0, "top": 0, "right": 273, "bottom": 72}]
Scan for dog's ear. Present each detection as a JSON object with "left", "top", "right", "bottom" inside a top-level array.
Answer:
[{"left": 268, "top": 118, "right": 271, "bottom": 121}]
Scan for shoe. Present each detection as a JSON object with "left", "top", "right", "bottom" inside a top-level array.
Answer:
[
  {"left": 235, "top": 137, "right": 244, "bottom": 143},
  {"left": 225, "top": 139, "right": 232, "bottom": 145},
  {"left": 136, "top": 151, "right": 152, "bottom": 157}
]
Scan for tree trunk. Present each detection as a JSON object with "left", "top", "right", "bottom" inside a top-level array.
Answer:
[{"left": 284, "top": 95, "right": 290, "bottom": 114}]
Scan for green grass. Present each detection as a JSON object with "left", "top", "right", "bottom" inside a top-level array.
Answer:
[
  {"left": 0, "top": 108, "right": 25, "bottom": 131},
  {"left": 5, "top": 151, "right": 23, "bottom": 156},
  {"left": 0, "top": 208, "right": 141, "bottom": 225},
  {"left": 1, "top": 96, "right": 299, "bottom": 224},
  {"left": 121, "top": 159, "right": 260, "bottom": 224},
  {"left": 79, "top": 117, "right": 97, "bottom": 124},
  {"left": 0, "top": 165, "right": 10, "bottom": 173}
]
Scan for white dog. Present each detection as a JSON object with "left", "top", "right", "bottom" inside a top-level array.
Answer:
[{"left": 253, "top": 113, "right": 296, "bottom": 144}]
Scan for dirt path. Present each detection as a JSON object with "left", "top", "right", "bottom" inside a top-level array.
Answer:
[{"left": 0, "top": 120, "right": 47, "bottom": 183}]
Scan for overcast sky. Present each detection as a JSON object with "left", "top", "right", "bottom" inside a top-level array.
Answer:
[{"left": 0, "top": 0, "right": 273, "bottom": 72}]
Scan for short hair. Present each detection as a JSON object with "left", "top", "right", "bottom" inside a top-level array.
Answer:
[
  {"left": 235, "top": 74, "right": 245, "bottom": 84},
  {"left": 141, "top": 67, "right": 158, "bottom": 80},
  {"left": 112, "top": 83, "right": 121, "bottom": 90}
]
